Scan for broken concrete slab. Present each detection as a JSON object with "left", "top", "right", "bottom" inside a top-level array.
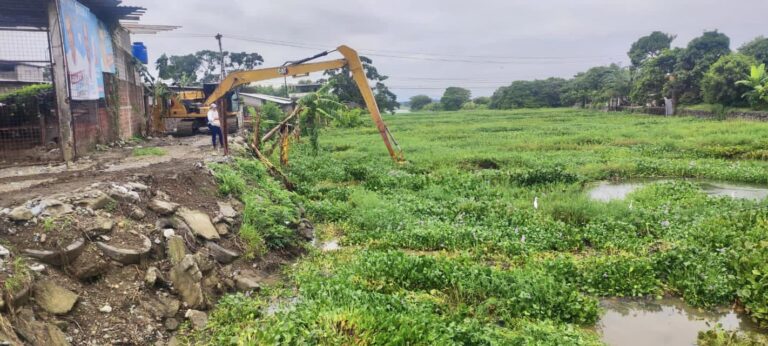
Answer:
[
  {"left": 234, "top": 272, "right": 261, "bottom": 292},
  {"left": 170, "top": 255, "right": 205, "bottom": 309},
  {"left": 166, "top": 236, "right": 187, "bottom": 266},
  {"left": 95, "top": 233, "right": 152, "bottom": 265},
  {"left": 184, "top": 309, "right": 208, "bottom": 330},
  {"left": 8, "top": 206, "right": 34, "bottom": 222},
  {"left": 148, "top": 199, "right": 179, "bottom": 216},
  {"left": 217, "top": 202, "right": 237, "bottom": 219},
  {"left": 84, "top": 216, "right": 114, "bottom": 237},
  {"left": 177, "top": 208, "right": 220, "bottom": 241},
  {"left": 23, "top": 237, "right": 86, "bottom": 266},
  {"left": 33, "top": 281, "right": 78, "bottom": 315},
  {"left": 214, "top": 222, "right": 229, "bottom": 236},
  {"left": 205, "top": 242, "right": 240, "bottom": 264}
]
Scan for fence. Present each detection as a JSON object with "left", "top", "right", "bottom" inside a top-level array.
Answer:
[{"left": 0, "top": 29, "right": 60, "bottom": 163}]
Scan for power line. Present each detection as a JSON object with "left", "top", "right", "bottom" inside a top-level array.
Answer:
[{"left": 148, "top": 32, "right": 625, "bottom": 65}]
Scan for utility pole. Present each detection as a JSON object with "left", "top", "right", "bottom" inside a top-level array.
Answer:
[{"left": 215, "top": 33, "right": 229, "bottom": 155}]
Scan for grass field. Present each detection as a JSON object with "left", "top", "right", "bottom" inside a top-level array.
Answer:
[{"left": 203, "top": 109, "right": 768, "bottom": 345}]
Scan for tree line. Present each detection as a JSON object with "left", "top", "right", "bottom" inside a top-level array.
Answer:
[
  {"left": 410, "top": 32, "right": 768, "bottom": 112},
  {"left": 155, "top": 52, "right": 400, "bottom": 113}
]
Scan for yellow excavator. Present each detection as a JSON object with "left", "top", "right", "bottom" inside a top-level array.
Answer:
[{"left": 152, "top": 45, "right": 403, "bottom": 161}]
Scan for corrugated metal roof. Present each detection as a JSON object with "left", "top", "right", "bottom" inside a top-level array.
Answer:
[
  {"left": 0, "top": 0, "right": 146, "bottom": 29},
  {"left": 119, "top": 22, "right": 180, "bottom": 35},
  {"left": 240, "top": 93, "right": 294, "bottom": 105}
]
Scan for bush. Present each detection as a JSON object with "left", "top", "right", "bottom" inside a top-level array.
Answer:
[
  {"left": 701, "top": 53, "right": 758, "bottom": 107},
  {"left": 421, "top": 102, "right": 442, "bottom": 112},
  {"left": 409, "top": 95, "right": 432, "bottom": 111},
  {"left": 260, "top": 102, "right": 284, "bottom": 124},
  {"left": 332, "top": 108, "right": 366, "bottom": 128}
]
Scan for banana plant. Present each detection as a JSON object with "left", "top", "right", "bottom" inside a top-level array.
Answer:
[
  {"left": 298, "top": 82, "right": 346, "bottom": 151},
  {"left": 736, "top": 64, "right": 768, "bottom": 106}
]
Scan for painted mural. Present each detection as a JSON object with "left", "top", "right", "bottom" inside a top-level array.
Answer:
[{"left": 59, "top": 0, "right": 115, "bottom": 100}]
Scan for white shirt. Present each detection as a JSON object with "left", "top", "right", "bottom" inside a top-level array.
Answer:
[{"left": 207, "top": 108, "right": 220, "bottom": 127}]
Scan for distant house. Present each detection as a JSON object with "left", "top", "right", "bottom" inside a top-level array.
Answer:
[
  {"left": 0, "top": 61, "right": 49, "bottom": 94},
  {"left": 288, "top": 83, "right": 322, "bottom": 100},
  {"left": 239, "top": 93, "right": 295, "bottom": 114}
]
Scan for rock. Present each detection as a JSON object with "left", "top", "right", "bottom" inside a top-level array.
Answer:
[
  {"left": 162, "top": 229, "right": 176, "bottom": 239},
  {"left": 8, "top": 206, "right": 34, "bottom": 222},
  {"left": 184, "top": 309, "right": 208, "bottom": 330},
  {"left": 128, "top": 205, "right": 146, "bottom": 220},
  {"left": 99, "top": 304, "right": 112, "bottom": 313},
  {"left": 24, "top": 237, "right": 86, "bottom": 266},
  {"left": 145, "top": 267, "right": 168, "bottom": 288},
  {"left": 206, "top": 242, "right": 240, "bottom": 264},
  {"left": 214, "top": 222, "right": 229, "bottom": 236},
  {"left": 78, "top": 192, "right": 114, "bottom": 210},
  {"left": 217, "top": 202, "right": 237, "bottom": 219},
  {"left": 155, "top": 190, "right": 171, "bottom": 201},
  {"left": 297, "top": 218, "right": 314, "bottom": 241},
  {"left": 194, "top": 249, "right": 216, "bottom": 274},
  {"left": 148, "top": 199, "right": 180, "bottom": 216},
  {"left": 34, "top": 281, "right": 78, "bottom": 314},
  {"left": 68, "top": 247, "right": 109, "bottom": 281},
  {"left": 125, "top": 182, "right": 149, "bottom": 192},
  {"left": 234, "top": 273, "right": 261, "bottom": 292},
  {"left": 170, "top": 255, "right": 205, "bottom": 309},
  {"left": 95, "top": 233, "right": 152, "bottom": 265},
  {"left": 167, "top": 336, "right": 181, "bottom": 346},
  {"left": 164, "top": 318, "right": 180, "bottom": 331},
  {"left": 140, "top": 295, "right": 180, "bottom": 321},
  {"left": 28, "top": 263, "right": 46, "bottom": 272},
  {"left": 0, "top": 245, "right": 10, "bottom": 257},
  {"left": 157, "top": 296, "right": 180, "bottom": 317},
  {"left": 177, "top": 209, "right": 220, "bottom": 241},
  {"left": 107, "top": 184, "right": 141, "bottom": 203},
  {"left": 42, "top": 203, "right": 74, "bottom": 218},
  {"left": 85, "top": 216, "right": 114, "bottom": 237},
  {"left": 166, "top": 236, "right": 187, "bottom": 265},
  {"left": 145, "top": 267, "right": 159, "bottom": 287}
]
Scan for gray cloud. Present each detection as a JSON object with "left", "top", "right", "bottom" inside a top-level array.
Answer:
[{"left": 125, "top": 0, "right": 768, "bottom": 99}]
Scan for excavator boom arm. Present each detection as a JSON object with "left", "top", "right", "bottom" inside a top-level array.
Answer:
[{"left": 203, "top": 45, "right": 402, "bottom": 161}]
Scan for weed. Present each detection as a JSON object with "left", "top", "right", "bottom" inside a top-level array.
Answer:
[{"left": 132, "top": 147, "right": 166, "bottom": 157}]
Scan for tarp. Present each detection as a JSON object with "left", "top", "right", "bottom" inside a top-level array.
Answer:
[{"left": 59, "top": 0, "right": 115, "bottom": 100}]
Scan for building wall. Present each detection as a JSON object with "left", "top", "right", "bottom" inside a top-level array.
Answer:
[{"left": 69, "top": 24, "right": 146, "bottom": 155}]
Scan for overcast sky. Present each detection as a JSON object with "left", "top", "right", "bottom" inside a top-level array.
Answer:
[{"left": 123, "top": 0, "right": 768, "bottom": 100}]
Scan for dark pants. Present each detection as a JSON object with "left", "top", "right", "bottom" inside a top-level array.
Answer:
[{"left": 208, "top": 124, "right": 223, "bottom": 148}]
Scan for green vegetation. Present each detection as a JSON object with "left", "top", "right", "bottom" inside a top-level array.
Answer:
[
  {"left": 210, "top": 160, "right": 302, "bottom": 259},
  {"left": 409, "top": 95, "right": 433, "bottom": 111},
  {"left": 702, "top": 54, "right": 758, "bottom": 107},
  {"left": 131, "top": 147, "right": 166, "bottom": 157},
  {"left": 440, "top": 87, "right": 472, "bottom": 111},
  {"left": 476, "top": 30, "right": 768, "bottom": 112},
  {"left": 201, "top": 109, "right": 768, "bottom": 344}
]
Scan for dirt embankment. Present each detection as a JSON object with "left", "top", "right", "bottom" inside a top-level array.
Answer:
[{"left": 0, "top": 135, "right": 303, "bottom": 345}]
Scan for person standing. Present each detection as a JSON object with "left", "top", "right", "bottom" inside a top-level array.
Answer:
[{"left": 207, "top": 103, "right": 224, "bottom": 150}]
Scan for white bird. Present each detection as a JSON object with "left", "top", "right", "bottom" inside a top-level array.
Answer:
[{"left": 533, "top": 197, "right": 539, "bottom": 210}]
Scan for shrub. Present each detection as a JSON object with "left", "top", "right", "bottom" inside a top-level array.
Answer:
[{"left": 701, "top": 53, "right": 758, "bottom": 107}]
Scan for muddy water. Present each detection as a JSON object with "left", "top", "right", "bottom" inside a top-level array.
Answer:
[
  {"left": 598, "top": 298, "right": 760, "bottom": 346},
  {"left": 588, "top": 179, "right": 768, "bottom": 202},
  {"left": 588, "top": 180, "right": 662, "bottom": 202}
]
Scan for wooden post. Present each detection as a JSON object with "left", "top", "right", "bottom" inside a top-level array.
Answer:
[
  {"left": 218, "top": 98, "right": 229, "bottom": 155},
  {"left": 47, "top": 0, "right": 75, "bottom": 163}
]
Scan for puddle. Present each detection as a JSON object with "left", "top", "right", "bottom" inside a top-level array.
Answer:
[
  {"left": 700, "top": 182, "right": 768, "bottom": 201},
  {"left": 588, "top": 180, "right": 660, "bottom": 202},
  {"left": 588, "top": 179, "right": 768, "bottom": 202},
  {"left": 598, "top": 298, "right": 761, "bottom": 346}
]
